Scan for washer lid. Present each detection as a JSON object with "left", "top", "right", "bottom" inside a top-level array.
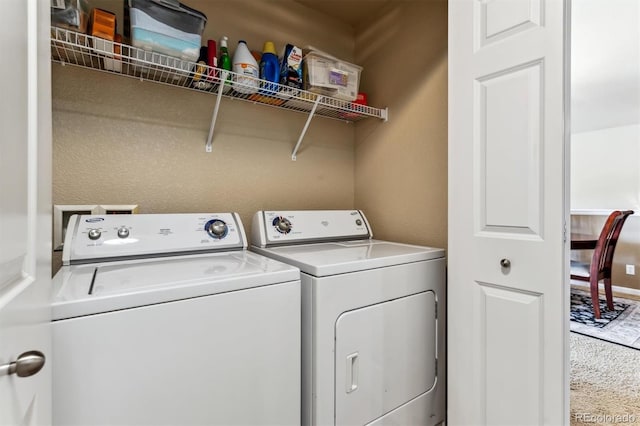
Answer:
[
  {"left": 252, "top": 240, "right": 445, "bottom": 277},
  {"left": 51, "top": 251, "right": 300, "bottom": 320}
]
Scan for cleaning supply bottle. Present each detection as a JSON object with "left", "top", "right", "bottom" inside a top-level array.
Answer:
[
  {"left": 279, "top": 44, "right": 303, "bottom": 89},
  {"left": 218, "top": 36, "right": 232, "bottom": 92},
  {"left": 191, "top": 46, "right": 211, "bottom": 90},
  {"left": 260, "top": 41, "right": 280, "bottom": 93},
  {"left": 206, "top": 39, "right": 217, "bottom": 85},
  {"left": 232, "top": 40, "right": 259, "bottom": 94}
]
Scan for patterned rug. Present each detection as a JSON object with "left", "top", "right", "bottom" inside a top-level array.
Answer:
[{"left": 570, "top": 288, "right": 640, "bottom": 350}]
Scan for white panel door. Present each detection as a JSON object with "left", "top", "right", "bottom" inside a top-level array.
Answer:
[
  {"left": 449, "top": 0, "right": 570, "bottom": 424},
  {"left": 0, "top": 0, "right": 52, "bottom": 424}
]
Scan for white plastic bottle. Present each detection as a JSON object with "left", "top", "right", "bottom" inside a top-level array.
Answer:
[{"left": 232, "top": 40, "right": 259, "bottom": 94}]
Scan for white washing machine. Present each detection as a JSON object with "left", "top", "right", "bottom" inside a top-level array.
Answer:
[
  {"left": 251, "top": 210, "right": 446, "bottom": 426},
  {"left": 52, "top": 213, "right": 301, "bottom": 426}
]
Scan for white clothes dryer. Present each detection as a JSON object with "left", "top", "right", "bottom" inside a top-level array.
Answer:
[
  {"left": 52, "top": 213, "right": 300, "bottom": 426},
  {"left": 251, "top": 210, "right": 446, "bottom": 426}
]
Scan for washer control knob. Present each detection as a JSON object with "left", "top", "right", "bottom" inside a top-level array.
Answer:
[
  {"left": 206, "top": 220, "right": 228, "bottom": 239},
  {"left": 88, "top": 229, "right": 101, "bottom": 240},
  {"left": 117, "top": 227, "right": 129, "bottom": 239},
  {"left": 273, "top": 217, "right": 292, "bottom": 234},
  {"left": 356, "top": 219, "right": 363, "bottom": 226}
]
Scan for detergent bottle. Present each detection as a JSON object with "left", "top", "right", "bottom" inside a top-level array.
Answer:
[
  {"left": 232, "top": 40, "right": 259, "bottom": 94},
  {"left": 260, "top": 41, "right": 280, "bottom": 93}
]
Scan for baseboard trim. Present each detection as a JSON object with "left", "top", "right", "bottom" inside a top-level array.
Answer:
[{"left": 571, "top": 280, "right": 640, "bottom": 298}]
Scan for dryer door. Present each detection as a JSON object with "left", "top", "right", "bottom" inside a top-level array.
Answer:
[{"left": 335, "top": 291, "right": 437, "bottom": 425}]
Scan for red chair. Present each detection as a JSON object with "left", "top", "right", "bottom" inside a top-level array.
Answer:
[{"left": 570, "top": 210, "right": 634, "bottom": 319}]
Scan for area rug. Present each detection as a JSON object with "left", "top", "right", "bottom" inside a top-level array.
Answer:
[{"left": 570, "top": 288, "right": 640, "bottom": 350}]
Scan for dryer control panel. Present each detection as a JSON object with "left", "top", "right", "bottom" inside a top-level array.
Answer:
[
  {"left": 252, "top": 210, "right": 372, "bottom": 247},
  {"left": 63, "top": 213, "right": 247, "bottom": 265}
]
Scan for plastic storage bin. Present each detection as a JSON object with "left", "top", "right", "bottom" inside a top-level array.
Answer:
[
  {"left": 125, "top": 0, "right": 207, "bottom": 62},
  {"left": 51, "top": 0, "right": 91, "bottom": 33},
  {"left": 303, "top": 50, "right": 362, "bottom": 101},
  {"left": 131, "top": 49, "right": 192, "bottom": 83}
]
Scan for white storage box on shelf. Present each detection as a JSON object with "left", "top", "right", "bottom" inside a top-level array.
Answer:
[
  {"left": 303, "top": 49, "right": 362, "bottom": 101},
  {"left": 126, "top": 0, "right": 207, "bottom": 62}
]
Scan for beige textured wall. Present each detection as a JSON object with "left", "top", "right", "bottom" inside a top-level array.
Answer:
[
  {"left": 53, "top": 1, "right": 359, "bottom": 233},
  {"left": 353, "top": 0, "right": 448, "bottom": 250},
  {"left": 571, "top": 214, "right": 640, "bottom": 291},
  {"left": 53, "top": 66, "right": 355, "bottom": 216},
  {"left": 52, "top": 0, "right": 449, "bottom": 273}
]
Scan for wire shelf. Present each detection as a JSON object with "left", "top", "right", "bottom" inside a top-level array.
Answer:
[{"left": 50, "top": 27, "right": 388, "bottom": 123}]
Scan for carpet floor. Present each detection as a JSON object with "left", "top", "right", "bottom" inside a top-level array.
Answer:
[{"left": 571, "top": 332, "right": 640, "bottom": 425}]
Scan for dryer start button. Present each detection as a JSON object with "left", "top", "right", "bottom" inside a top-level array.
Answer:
[{"left": 117, "top": 227, "right": 130, "bottom": 239}]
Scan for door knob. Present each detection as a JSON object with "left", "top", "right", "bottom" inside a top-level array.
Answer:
[
  {"left": 500, "top": 258, "right": 511, "bottom": 268},
  {"left": 0, "top": 351, "right": 45, "bottom": 378}
]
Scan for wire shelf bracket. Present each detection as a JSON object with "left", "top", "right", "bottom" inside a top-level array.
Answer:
[
  {"left": 292, "top": 96, "right": 321, "bottom": 161},
  {"left": 205, "top": 80, "right": 227, "bottom": 153}
]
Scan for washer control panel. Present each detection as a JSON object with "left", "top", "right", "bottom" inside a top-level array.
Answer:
[
  {"left": 252, "top": 210, "right": 372, "bottom": 247},
  {"left": 63, "top": 213, "right": 246, "bottom": 265}
]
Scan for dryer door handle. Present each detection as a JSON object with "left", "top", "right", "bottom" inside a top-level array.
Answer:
[{"left": 346, "top": 352, "right": 359, "bottom": 393}]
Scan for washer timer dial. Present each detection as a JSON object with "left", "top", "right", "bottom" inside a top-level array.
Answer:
[
  {"left": 273, "top": 217, "right": 292, "bottom": 234},
  {"left": 87, "top": 229, "right": 102, "bottom": 240},
  {"left": 205, "top": 219, "right": 228, "bottom": 239}
]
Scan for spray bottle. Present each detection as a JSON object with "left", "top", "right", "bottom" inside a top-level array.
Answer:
[{"left": 218, "top": 36, "right": 232, "bottom": 93}]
